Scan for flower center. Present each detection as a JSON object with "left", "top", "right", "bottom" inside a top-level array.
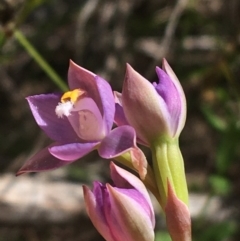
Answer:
[
  {"left": 55, "top": 89, "right": 85, "bottom": 118},
  {"left": 55, "top": 89, "right": 105, "bottom": 141}
]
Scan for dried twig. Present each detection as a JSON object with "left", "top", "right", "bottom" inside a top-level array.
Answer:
[
  {"left": 75, "top": 0, "right": 100, "bottom": 61},
  {"left": 146, "top": 0, "right": 189, "bottom": 77}
]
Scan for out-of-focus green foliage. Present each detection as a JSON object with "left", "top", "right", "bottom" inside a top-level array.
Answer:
[
  {"left": 155, "top": 231, "right": 171, "bottom": 241},
  {"left": 193, "top": 221, "right": 237, "bottom": 241},
  {"left": 209, "top": 174, "right": 231, "bottom": 196}
]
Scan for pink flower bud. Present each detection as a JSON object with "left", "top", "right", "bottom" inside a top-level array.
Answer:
[
  {"left": 121, "top": 59, "right": 186, "bottom": 145},
  {"left": 83, "top": 162, "right": 155, "bottom": 241},
  {"left": 165, "top": 181, "right": 192, "bottom": 241}
]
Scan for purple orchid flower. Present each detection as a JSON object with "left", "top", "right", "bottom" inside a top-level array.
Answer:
[
  {"left": 114, "top": 58, "right": 186, "bottom": 145},
  {"left": 83, "top": 162, "right": 155, "bottom": 241},
  {"left": 17, "top": 61, "right": 137, "bottom": 175}
]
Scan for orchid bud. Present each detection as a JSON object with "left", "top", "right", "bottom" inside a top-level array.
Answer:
[
  {"left": 83, "top": 162, "right": 155, "bottom": 241},
  {"left": 121, "top": 59, "right": 186, "bottom": 145},
  {"left": 165, "top": 181, "right": 191, "bottom": 241}
]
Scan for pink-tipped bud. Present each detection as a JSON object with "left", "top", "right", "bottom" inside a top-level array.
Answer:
[
  {"left": 83, "top": 162, "right": 155, "bottom": 241},
  {"left": 121, "top": 60, "right": 186, "bottom": 145},
  {"left": 165, "top": 181, "right": 192, "bottom": 241}
]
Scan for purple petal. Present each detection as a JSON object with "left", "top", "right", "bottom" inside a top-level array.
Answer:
[
  {"left": 83, "top": 184, "right": 115, "bottom": 241},
  {"left": 110, "top": 162, "right": 146, "bottom": 195},
  {"left": 114, "top": 91, "right": 123, "bottom": 105},
  {"left": 114, "top": 92, "right": 149, "bottom": 146},
  {"left": 155, "top": 67, "right": 181, "bottom": 136},
  {"left": 98, "top": 126, "right": 136, "bottom": 159},
  {"left": 95, "top": 76, "right": 115, "bottom": 133},
  {"left": 68, "top": 61, "right": 103, "bottom": 114},
  {"left": 27, "top": 94, "right": 79, "bottom": 142},
  {"left": 115, "top": 103, "right": 128, "bottom": 126},
  {"left": 68, "top": 61, "right": 115, "bottom": 134},
  {"left": 110, "top": 163, "right": 155, "bottom": 225},
  {"left": 107, "top": 185, "right": 155, "bottom": 240},
  {"left": 103, "top": 188, "right": 127, "bottom": 241},
  {"left": 16, "top": 145, "right": 71, "bottom": 175},
  {"left": 114, "top": 187, "right": 155, "bottom": 226},
  {"left": 114, "top": 91, "right": 129, "bottom": 126},
  {"left": 68, "top": 97, "right": 106, "bottom": 141},
  {"left": 49, "top": 142, "right": 98, "bottom": 161},
  {"left": 162, "top": 58, "right": 187, "bottom": 137},
  {"left": 122, "top": 64, "right": 171, "bottom": 144}
]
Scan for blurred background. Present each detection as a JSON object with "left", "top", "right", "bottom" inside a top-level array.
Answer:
[{"left": 0, "top": 0, "right": 240, "bottom": 240}]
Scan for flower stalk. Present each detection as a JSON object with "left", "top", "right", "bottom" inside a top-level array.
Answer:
[
  {"left": 14, "top": 29, "right": 68, "bottom": 91},
  {"left": 151, "top": 138, "right": 188, "bottom": 207}
]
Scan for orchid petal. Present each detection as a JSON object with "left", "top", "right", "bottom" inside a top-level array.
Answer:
[
  {"left": 110, "top": 162, "right": 155, "bottom": 225},
  {"left": 49, "top": 142, "right": 98, "bottom": 161},
  {"left": 114, "top": 91, "right": 148, "bottom": 146},
  {"left": 95, "top": 76, "right": 115, "bottom": 133},
  {"left": 162, "top": 58, "right": 186, "bottom": 137},
  {"left": 27, "top": 94, "right": 79, "bottom": 142},
  {"left": 102, "top": 186, "right": 130, "bottom": 241},
  {"left": 68, "top": 97, "right": 106, "bottom": 141},
  {"left": 68, "top": 60, "right": 103, "bottom": 114},
  {"left": 98, "top": 126, "right": 136, "bottom": 159},
  {"left": 155, "top": 67, "right": 181, "bottom": 136},
  {"left": 129, "top": 147, "right": 148, "bottom": 180},
  {"left": 122, "top": 64, "right": 171, "bottom": 144},
  {"left": 16, "top": 145, "right": 71, "bottom": 175},
  {"left": 83, "top": 184, "right": 115, "bottom": 241},
  {"left": 114, "top": 91, "right": 123, "bottom": 105},
  {"left": 113, "top": 91, "right": 129, "bottom": 126},
  {"left": 107, "top": 184, "right": 155, "bottom": 241},
  {"left": 68, "top": 61, "right": 115, "bottom": 133}
]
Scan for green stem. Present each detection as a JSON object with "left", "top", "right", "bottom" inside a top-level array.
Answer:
[
  {"left": 14, "top": 29, "right": 68, "bottom": 91},
  {"left": 152, "top": 142, "right": 172, "bottom": 206},
  {"left": 151, "top": 139, "right": 188, "bottom": 207}
]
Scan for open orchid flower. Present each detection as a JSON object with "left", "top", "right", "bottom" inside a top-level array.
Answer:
[
  {"left": 116, "top": 59, "right": 186, "bottom": 145},
  {"left": 17, "top": 61, "right": 138, "bottom": 175},
  {"left": 83, "top": 162, "right": 155, "bottom": 241}
]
